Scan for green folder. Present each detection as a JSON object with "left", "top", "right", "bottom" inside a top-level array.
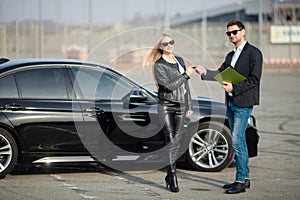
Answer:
[{"left": 214, "top": 67, "right": 246, "bottom": 84}]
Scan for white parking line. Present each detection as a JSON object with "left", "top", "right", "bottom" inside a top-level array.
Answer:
[{"left": 50, "top": 174, "right": 99, "bottom": 199}]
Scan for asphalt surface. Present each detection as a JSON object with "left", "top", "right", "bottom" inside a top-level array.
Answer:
[{"left": 0, "top": 71, "right": 299, "bottom": 200}]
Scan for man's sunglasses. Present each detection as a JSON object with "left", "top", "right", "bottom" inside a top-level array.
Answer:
[
  {"left": 161, "top": 40, "right": 175, "bottom": 47},
  {"left": 226, "top": 29, "right": 242, "bottom": 36}
]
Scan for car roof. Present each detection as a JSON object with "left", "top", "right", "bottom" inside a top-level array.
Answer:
[
  {"left": 0, "top": 57, "right": 143, "bottom": 92},
  {"left": 0, "top": 57, "right": 159, "bottom": 99},
  {"left": 0, "top": 58, "right": 107, "bottom": 74}
]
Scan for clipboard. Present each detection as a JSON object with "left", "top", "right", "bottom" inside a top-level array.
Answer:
[{"left": 214, "top": 67, "right": 246, "bottom": 84}]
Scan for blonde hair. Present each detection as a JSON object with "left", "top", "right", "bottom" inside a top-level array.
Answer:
[{"left": 144, "top": 33, "right": 173, "bottom": 66}]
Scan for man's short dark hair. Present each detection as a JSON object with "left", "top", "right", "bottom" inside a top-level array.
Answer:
[{"left": 227, "top": 20, "right": 245, "bottom": 30}]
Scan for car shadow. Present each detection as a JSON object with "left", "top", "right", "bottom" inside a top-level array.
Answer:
[
  {"left": 177, "top": 159, "right": 236, "bottom": 170},
  {"left": 9, "top": 162, "right": 235, "bottom": 191},
  {"left": 9, "top": 162, "right": 106, "bottom": 176}
]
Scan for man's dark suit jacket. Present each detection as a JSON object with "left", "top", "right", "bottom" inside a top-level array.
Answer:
[{"left": 201, "top": 42, "right": 263, "bottom": 108}]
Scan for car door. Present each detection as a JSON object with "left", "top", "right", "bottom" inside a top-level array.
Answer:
[
  {"left": 0, "top": 65, "right": 86, "bottom": 153},
  {"left": 69, "top": 65, "right": 164, "bottom": 159}
]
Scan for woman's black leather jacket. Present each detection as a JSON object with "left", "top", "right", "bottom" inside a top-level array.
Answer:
[{"left": 154, "top": 56, "right": 192, "bottom": 110}]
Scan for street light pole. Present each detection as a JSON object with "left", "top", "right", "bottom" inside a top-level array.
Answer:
[
  {"left": 38, "top": 0, "right": 44, "bottom": 58},
  {"left": 201, "top": 0, "right": 207, "bottom": 63},
  {"left": 164, "top": 0, "right": 170, "bottom": 29},
  {"left": 88, "top": 0, "right": 93, "bottom": 60},
  {"left": 274, "top": 0, "right": 278, "bottom": 24},
  {"left": 258, "top": 0, "right": 263, "bottom": 51}
]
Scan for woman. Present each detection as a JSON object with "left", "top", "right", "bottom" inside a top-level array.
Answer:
[{"left": 144, "top": 33, "right": 194, "bottom": 192}]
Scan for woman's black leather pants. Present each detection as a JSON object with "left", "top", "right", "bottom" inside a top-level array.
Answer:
[{"left": 158, "top": 102, "right": 186, "bottom": 168}]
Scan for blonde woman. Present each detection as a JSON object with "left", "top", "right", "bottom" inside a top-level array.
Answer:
[{"left": 145, "top": 33, "right": 195, "bottom": 192}]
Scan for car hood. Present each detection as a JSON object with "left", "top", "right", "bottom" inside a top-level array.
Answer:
[
  {"left": 192, "top": 96, "right": 225, "bottom": 107},
  {"left": 189, "top": 96, "right": 226, "bottom": 122}
]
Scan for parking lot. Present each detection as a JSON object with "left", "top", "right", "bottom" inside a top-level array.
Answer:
[{"left": 0, "top": 71, "right": 299, "bottom": 200}]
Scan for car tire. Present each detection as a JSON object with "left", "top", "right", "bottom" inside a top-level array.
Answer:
[
  {"left": 0, "top": 128, "right": 18, "bottom": 179},
  {"left": 186, "top": 121, "right": 233, "bottom": 172}
]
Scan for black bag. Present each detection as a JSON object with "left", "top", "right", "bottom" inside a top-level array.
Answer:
[{"left": 246, "top": 116, "right": 259, "bottom": 158}]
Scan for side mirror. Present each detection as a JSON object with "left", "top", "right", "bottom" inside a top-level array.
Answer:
[
  {"left": 122, "top": 88, "right": 148, "bottom": 108},
  {"left": 129, "top": 90, "right": 148, "bottom": 103}
]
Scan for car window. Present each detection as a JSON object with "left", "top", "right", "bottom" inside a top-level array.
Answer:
[
  {"left": 0, "top": 75, "right": 19, "bottom": 98},
  {"left": 71, "top": 67, "right": 134, "bottom": 100},
  {"left": 15, "top": 67, "right": 68, "bottom": 99}
]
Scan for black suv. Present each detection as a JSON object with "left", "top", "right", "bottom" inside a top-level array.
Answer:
[{"left": 0, "top": 58, "right": 257, "bottom": 179}]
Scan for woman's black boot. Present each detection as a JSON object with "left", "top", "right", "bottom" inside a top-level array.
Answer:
[{"left": 165, "top": 166, "right": 179, "bottom": 192}]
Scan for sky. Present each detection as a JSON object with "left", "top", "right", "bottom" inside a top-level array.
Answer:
[{"left": 0, "top": 0, "right": 239, "bottom": 26}]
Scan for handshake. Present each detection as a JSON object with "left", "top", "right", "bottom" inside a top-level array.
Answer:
[
  {"left": 187, "top": 65, "right": 234, "bottom": 93},
  {"left": 185, "top": 65, "right": 207, "bottom": 76}
]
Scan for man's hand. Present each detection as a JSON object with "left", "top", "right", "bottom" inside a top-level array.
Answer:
[
  {"left": 194, "top": 66, "right": 207, "bottom": 75},
  {"left": 222, "top": 81, "right": 233, "bottom": 92}
]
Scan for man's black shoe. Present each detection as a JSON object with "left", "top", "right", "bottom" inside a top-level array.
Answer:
[
  {"left": 225, "top": 182, "right": 246, "bottom": 194},
  {"left": 223, "top": 179, "right": 250, "bottom": 189}
]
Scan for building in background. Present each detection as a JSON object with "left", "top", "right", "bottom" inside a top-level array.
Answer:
[
  {"left": 170, "top": 0, "right": 300, "bottom": 68},
  {"left": 0, "top": 0, "right": 299, "bottom": 70}
]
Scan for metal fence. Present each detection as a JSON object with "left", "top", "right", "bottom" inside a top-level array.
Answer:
[{"left": 1, "top": 21, "right": 299, "bottom": 70}]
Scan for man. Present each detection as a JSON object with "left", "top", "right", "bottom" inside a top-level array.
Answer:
[{"left": 196, "top": 20, "right": 263, "bottom": 194}]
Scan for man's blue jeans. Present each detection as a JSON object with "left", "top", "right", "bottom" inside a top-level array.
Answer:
[{"left": 226, "top": 101, "right": 253, "bottom": 182}]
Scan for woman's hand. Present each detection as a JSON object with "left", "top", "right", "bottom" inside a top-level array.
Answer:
[
  {"left": 186, "top": 66, "right": 196, "bottom": 76},
  {"left": 186, "top": 110, "right": 193, "bottom": 117}
]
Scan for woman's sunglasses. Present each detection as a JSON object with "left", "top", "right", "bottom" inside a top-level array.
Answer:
[
  {"left": 226, "top": 29, "right": 242, "bottom": 36},
  {"left": 161, "top": 40, "right": 175, "bottom": 47}
]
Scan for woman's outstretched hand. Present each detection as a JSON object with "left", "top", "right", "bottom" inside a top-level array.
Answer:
[{"left": 186, "top": 66, "right": 196, "bottom": 76}]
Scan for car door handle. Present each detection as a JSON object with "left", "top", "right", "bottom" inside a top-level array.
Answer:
[
  {"left": 3, "top": 104, "right": 25, "bottom": 111},
  {"left": 118, "top": 114, "right": 146, "bottom": 122},
  {"left": 85, "top": 107, "right": 104, "bottom": 113}
]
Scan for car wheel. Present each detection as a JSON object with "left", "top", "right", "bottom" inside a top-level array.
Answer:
[
  {"left": 186, "top": 121, "right": 233, "bottom": 172},
  {"left": 0, "top": 128, "right": 18, "bottom": 179}
]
